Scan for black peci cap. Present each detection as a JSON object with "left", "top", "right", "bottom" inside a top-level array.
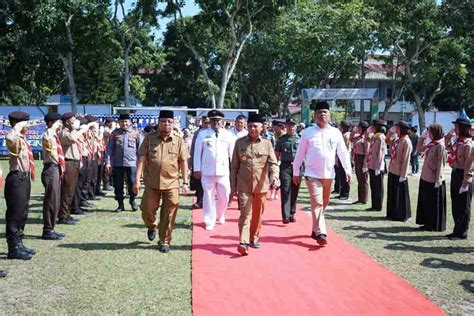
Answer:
[
  {"left": 44, "top": 112, "right": 61, "bottom": 122},
  {"left": 159, "top": 110, "right": 174, "bottom": 119},
  {"left": 248, "top": 113, "right": 265, "bottom": 124},
  {"left": 313, "top": 101, "right": 330, "bottom": 111},
  {"left": 61, "top": 112, "right": 76, "bottom": 121},
  {"left": 118, "top": 113, "right": 131, "bottom": 120}
]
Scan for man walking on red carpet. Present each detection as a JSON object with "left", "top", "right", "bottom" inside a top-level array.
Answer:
[
  {"left": 231, "top": 113, "right": 279, "bottom": 256},
  {"left": 292, "top": 101, "right": 351, "bottom": 246}
]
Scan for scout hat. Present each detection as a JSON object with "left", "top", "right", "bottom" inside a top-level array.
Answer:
[
  {"left": 8, "top": 111, "right": 29, "bottom": 124},
  {"left": 44, "top": 112, "right": 61, "bottom": 122},
  {"left": 358, "top": 121, "right": 369, "bottom": 128},
  {"left": 208, "top": 110, "right": 225, "bottom": 119},
  {"left": 373, "top": 119, "right": 387, "bottom": 127},
  {"left": 85, "top": 114, "right": 97, "bottom": 123},
  {"left": 396, "top": 120, "right": 410, "bottom": 128},
  {"left": 105, "top": 117, "right": 116, "bottom": 123},
  {"left": 452, "top": 117, "right": 472, "bottom": 127},
  {"left": 248, "top": 113, "right": 265, "bottom": 124},
  {"left": 61, "top": 112, "right": 76, "bottom": 121},
  {"left": 159, "top": 110, "right": 174, "bottom": 119},
  {"left": 118, "top": 113, "right": 131, "bottom": 120}
]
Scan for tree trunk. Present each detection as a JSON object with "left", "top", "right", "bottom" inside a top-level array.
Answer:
[
  {"left": 382, "top": 99, "right": 393, "bottom": 120},
  {"left": 64, "top": 16, "right": 77, "bottom": 113},
  {"left": 124, "top": 45, "right": 131, "bottom": 107}
]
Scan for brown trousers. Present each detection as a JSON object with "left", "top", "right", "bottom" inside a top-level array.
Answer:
[
  {"left": 41, "top": 164, "right": 61, "bottom": 231},
  {"left": 237, "top": 192, "right": 267, "bottom": 244},
  {"left": 305, "top": 177, "right": 332, "bottom": 235},
  {"left": 59, "top": 161, "right": 80, "bottom": 220},
  {"left": 354, "top": 154, "right": 368, "bottom": 203},
  {"left": 140, "top": 187, "right": 179, "bottom": 245}
]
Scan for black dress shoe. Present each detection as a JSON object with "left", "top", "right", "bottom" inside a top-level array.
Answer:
[
  {"left": 81, "top": 201, "right": 94, "bottom": 208},
  {"left": 282, "top": 218, "right": 290, "bottom": 224},
  {"left": 115, "top": 203, "right": 125, "bottom": 212},
  {"left": 237, "top": 243, "right": 249, "bottom": 256},
  {"left": 54, "top": 232, "right": 66, "bottom": 238},
  {"left": 130, "top": 200, "right": 138, "bottom": 212},
  {"left": 339, "top": 196, "right": 349, "bottom": 200},
  {"left": 147, "top": 229, "right": 156, "bottom": 241},
  {"left": 316, "top": 234, "right": 328, "bottom": 246},
  {"left": 289, "top": 216, "right": 296, "bottom": 223},
  {"left": 70, "top": 209, "right": 85, "bottom": 215},
  {"left": 249, "top": 241, "right": 260, "bottom": 249},
  {"left": 42, "top": 231, "right": 63, "bottom": 240},
  {"left": 352, "top": 201, "right": 366, "bottom": 205},
  {"left": 448, "top": 235, "right": 467, "bottom": 240},
  {"left": 445, "top": 233, "right": 455, "bottom": 238},
  {"left": 58, "top": 218, "right": 76, "bottom": 225},
  {"left": 0, "top": 270, "right": 7, "bottom": 278},
  {"left": 158, "top": 244, "right": 170, "bottom": 253}
]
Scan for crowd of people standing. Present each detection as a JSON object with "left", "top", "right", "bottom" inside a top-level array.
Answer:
[{"left": 1, "top": 102, "right": 472, "bottom": 278}]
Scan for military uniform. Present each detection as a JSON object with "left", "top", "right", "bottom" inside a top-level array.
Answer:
[
  {"left": 106, "top": 125, "right": 141, "bottom": 211},
  {"left": 138, "top": 130, "right": 187, "bottom": 246},
  {"left": 41, "top": 112, "right": 66, "bottom": 239},
  {"left": 194, "top": 124, "right": 234, "bottom": 230},
  {"left": 275, "top": 133, "right": 301, "bottom": 222},
  {"left": 231, "top": 129, "right": 279, "bottom": 250},
  {"left": 4, "top": 111, "right": 35, "bottom": 260}
]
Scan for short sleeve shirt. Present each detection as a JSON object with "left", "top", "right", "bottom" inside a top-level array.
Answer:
[{"left": 138, "top": 131, "right": 187, "bottom": 190}]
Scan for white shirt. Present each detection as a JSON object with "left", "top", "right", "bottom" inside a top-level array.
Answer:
[
  {"left": 193, "top": 128, "right": 234, "bottom": 176},
  {"left": 230, "top": 127, "right": 248, "bottom": 140},
  {"left": 293, "top": 124, "right": 351, "bottom": 179}
]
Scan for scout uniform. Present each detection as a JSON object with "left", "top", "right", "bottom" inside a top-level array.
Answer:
[
  {"left": 334, "top": 121, "right": 352, "bottom": 199},
  {"left": 351, "top": 121, "right": 369, "bottom": 204},
  {"left": 366, "top": 119, "right": 387, "bottom": 211},
  {"left": 58, "top": 112, "right": 88, "bottom": 224},
  {"left": 41, "top": 112, "right": 66, "bottom": 240},
  {"left": 274, "top": 118, "right": 301, "bottom": 223},
  {"left": 446, "top": 118, "right": 473, "bottom": 239},
  {"left": 386, "top": 121, "right": 413, "bottom": 221},
  {"left": 4, "top": 111, "right": 35, "bottom": 260},
  {"left": 71, "top": 118, "right": 91, "bottom": 214},
  {"left": 106, "top": 113, "right": 141, "bottom": 212},
  {"left": 231, "top": 113, "right": 279, "bottom": 255},
  {"left": 415, "top": 126, "right": 447, "bottom": 232},
  {"left": 84, "top": 115, "right": 100, "bottom": 200},
  {"left": 138, "top": 110, "right": 187, "bottom": 250},
  {"left": 193, "top": 110, "right": 234, "bottom": 230}
]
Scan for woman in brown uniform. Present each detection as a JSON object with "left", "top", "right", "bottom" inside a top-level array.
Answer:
[
  {"left": 366, "top": 119, "right": 387, "bottom": 211},
  {"left": 386, "top": 121, "right": 413, "bottom": 221},
  {"left": 350, "top": 121, "right": 369, "bottom": 204},
  {"left": 415, "top": 124, "right": 447, "bottom": 231},
  {"left": 445, "top": 118, "right": 473, "bottom": 240}
]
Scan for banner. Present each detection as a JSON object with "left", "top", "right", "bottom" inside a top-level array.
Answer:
[{"left": 0, "top": 122, "right": 47, "bottom": 153}]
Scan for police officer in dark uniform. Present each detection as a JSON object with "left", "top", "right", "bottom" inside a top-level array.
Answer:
[
  {"left": 4, "top": 111, "right": 36, "bottom": 260},
  {"left": 106, "top": 113, "right": 141, "bottom": 212},
  {"left": 275, "top": 117, "right": 301, "bottom": 224}
]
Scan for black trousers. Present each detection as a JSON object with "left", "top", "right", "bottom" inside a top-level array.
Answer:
[
  {"left": 4, "top": 171, "right": 31, "bottom": 240},
  {"left": 71, "top": 157, "right": 89, "bottom": 211},
  {"left": 335, "top": 164, "right": 350, "bottom": 198},
  {"left": 386, "top": 172, "right": 411, "bottom": 221},
  {"left": 112, "top": 166, "right": 137, "bottom": 201},
  {"left": 369, "top": 169, "right": 384, "bottom": 211},
  {"left": 450, "top": 169, "right": 472, "bottom": 237},
  {"left": 41, "top": 164, "right": 61, "bottom": 232},
  {"left": 279, "top": 162, "right": 301, "bottom": 220},
  {"left": 416, "top": 179, "right": 446, "bottom": 231}
]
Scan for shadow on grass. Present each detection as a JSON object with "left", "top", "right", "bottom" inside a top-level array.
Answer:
[
  {"left": 0, "top": 233, "right": 40, "bottom": 240},
  {"left": 357, "top": 232, "right": 445, "bottom": 242},
  {"left": 460, "top": 280, "right": 474, "bottom": 293},
  {"left": 420, "top": 257, "right": 474, "bottom": 272},
  {"left": 386, "top": 242, "right": 474, "bottom": 254},
  {"left": 58, "top": 241, "right": 192, "bottom": 251},
  {"left": 343, "top": 225, "right": 422, "bottom": 234},
  {"left": 0, "top": 217, "right": 44, "bottom": 225},
  {"left": 326, "top": 215, "right": 388, "bottom": 222},
  {"left": 122, "top": 223, "right": 192, "bottom": 230}
]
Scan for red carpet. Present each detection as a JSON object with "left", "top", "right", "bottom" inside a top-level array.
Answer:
[{"left": 191, "top": 197, "right": 445, "bottom": 316}]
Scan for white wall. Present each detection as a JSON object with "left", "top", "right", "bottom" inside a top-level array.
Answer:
[{"left": 411, "top": 111, "right": 457, "bottom": 133}]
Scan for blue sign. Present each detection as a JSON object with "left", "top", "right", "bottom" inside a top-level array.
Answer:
[{"left": 0, "top": 122, "right": 47, "bottom": 153}]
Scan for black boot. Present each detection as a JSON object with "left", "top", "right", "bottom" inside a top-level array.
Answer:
[
  {"left": 7, "top": 239, "right": 33, "bottom": 260},
  {"left": 115, "top": 200, "right": 125, "bottom": 212},
  {"left": 0, "top": 270, "right": 7, "bottom": 278},
  {"left": 130, "top": 198, "right": 138, "bottom": 212},
  {"left": 19, "top": 239, "right": 36, "bottom": 255}
]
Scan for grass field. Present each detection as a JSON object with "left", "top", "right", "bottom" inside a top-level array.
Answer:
[{"left": 0, "top": 160, "right": 472, "bottom": 315}]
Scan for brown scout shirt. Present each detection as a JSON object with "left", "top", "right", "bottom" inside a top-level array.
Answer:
[
  {"left": 418, "top": 141, "right": 446, "bottom": 184},
  {"left": 231, "top": 136, "right": 279, "bottom": 193},
  {"left": 58, "top": 128, "right": 82, "bottom": 160},
  {"left": 42, "top": 129, "right": 60, "bottom": 164},
  {"left": 6, "top": 130, "right": 31, "bottom": 173},
  {"left": 388, "top": 135, "right": 412, "bottom": 177},
  {"left": 366, "top": 133, "right": 386, "bottom": 171},
  {"left": 351, "top": 133, "right": 368, "bottom": 155},
  {"left": 449, "top": 138, "right": 473, "bottom": 187},
  {"left": 138, "top": 130, "right": 187, "bottom": 190}
]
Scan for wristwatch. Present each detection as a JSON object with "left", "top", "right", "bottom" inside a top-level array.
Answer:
[{"left": 183, "top": 182, "right": 189, "bottom": 185}]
